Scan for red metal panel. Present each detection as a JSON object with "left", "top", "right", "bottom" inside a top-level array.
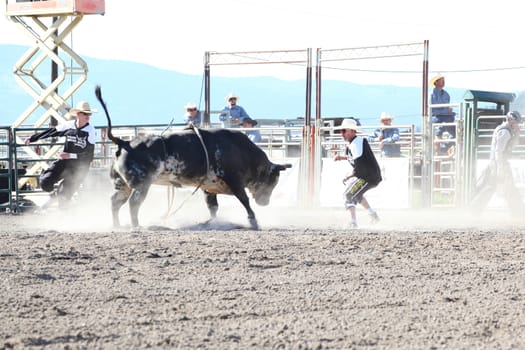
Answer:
[
  {"left": 74, "top": 0, "right": 105, "bottom": 14},
  {"left": 6, "top": 0, "right": 105, "bottom": 16}
]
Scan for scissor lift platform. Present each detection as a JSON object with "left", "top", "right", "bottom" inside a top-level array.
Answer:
[
  {"left": 6, "top": 0, "right": 105, "bottom": 17},
  {"left": 5, "top": 0, "right": 105, "bottom": 189}
]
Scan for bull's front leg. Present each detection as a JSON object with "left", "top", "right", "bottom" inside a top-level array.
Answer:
[
  {"left": 204, "top": 191, "right": 218, "bottom": 219},
  {"left": 128, "top": 184, "right": 151, "bottom": 227},
  {"left": 229, "top": 185, "right": 258, "bottom": 230}
]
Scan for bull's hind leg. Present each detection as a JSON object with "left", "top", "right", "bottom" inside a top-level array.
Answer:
[
  {"left": 111, "top": 185, "right": 132, "bottom": 227},
  {"left": 204, "top": 191, "right": 218, "bottom": 220},
  {"left": 128, "top": 183, "right": 152, "bottom": 227}
]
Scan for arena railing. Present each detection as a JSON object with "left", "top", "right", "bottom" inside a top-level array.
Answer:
[
  {"left": 475, "top": 115, "right": 525, "bottom": 157},
  {"left": 0, "top": 126, "right": 13, "bottom": 212},
  {"left": 12, "top": 122, "right": 429, "bottom": 211},
  {"left": 12, "top": 127, "right": 61, "bottom": 210},
  {"left": 12, "top": 122, "right": 421, "bottom": 211},
  {"left": 317, "top": 123, "right": 420, "bottom": 207},
  {"left": 92, "top": 123, "right": 305, "bottom": 168},
  {"left": 426, "top": 103, "right": 463, "bottom": 207}
]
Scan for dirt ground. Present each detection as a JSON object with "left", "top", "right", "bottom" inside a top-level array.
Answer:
[{"left": 1, "top": 194, "right": 525, "bottom": 349}]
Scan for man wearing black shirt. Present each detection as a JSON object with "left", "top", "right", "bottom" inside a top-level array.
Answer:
[
  {"left": 25, "top": 101, "right": 97, "bottom": 207},
  {"left": 334, "top": 118, "right": 382, "bottom": 228}
]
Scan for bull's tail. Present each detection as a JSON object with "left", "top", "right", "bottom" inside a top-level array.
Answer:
[{"left": 95, "top": 85, "right": 131, "bottom": 155}]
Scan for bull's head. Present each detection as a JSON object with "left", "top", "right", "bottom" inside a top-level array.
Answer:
[{"left": 252, "top": 163, "right": 292, "bottom": 206}]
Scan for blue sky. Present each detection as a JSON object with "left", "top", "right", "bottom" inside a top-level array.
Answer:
[{"left": 2, "top": 0, "right": 525, "bottom": 92}]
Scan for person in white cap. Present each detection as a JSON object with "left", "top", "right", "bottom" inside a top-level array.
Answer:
[
  {"left": 24, "top": 101, "right": 97, "bottom": 208},
  {"left": 470, "top": 111, "right": 525, "bottom": 214},
  {"left": 369, "top": 112, "right": 401, "bottom": 157},
  {"left": 219, "top": 93, "right": 250, "bottom": 127},
  {"left": 182, "top": 101, "right": 201, "bottom": 126},
  {"left": 334, "top": 118, "right": 382, "bottom": 228}
]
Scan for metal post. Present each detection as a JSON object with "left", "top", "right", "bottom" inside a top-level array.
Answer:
[
  {"left": 408, "top": 125, "right": 415, "bottom": 207},
  {"left": 313, "top": 48, "right": 323, "bottom": 207},
  {"left": 12, "top": 128, "right": 20, "bottom": 213},
  {"left": 422, "top": 40, "right": 429, "bottom": 118},
  {"left": 305, "top": 48, "right": 312, "bottom": 126},
  {"left": 421, "top": 40, "right": 431, "bottom": 208},
  {"left": 304, "top": 48, "right": 315, "bottom": 206},
  {"left": 203, "top": 51, "right": 211, "bottom": 129},
  {"left": 315, "top": 48, "right": 322, "bottom": 124},
  {"left": 50, "top": 16, "right": 58, "bottom": 128},
  {"left": 8, "top": 128, "right": 14, "bottom": 213}
]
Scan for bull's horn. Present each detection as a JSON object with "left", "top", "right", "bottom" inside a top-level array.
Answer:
[{"left": 272, "top": 163, "right": 292, "bottom": 172}]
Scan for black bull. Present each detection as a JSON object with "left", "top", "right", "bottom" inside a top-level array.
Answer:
[{"left": 95, "top": 86, "right": 291, "bottom": 229}]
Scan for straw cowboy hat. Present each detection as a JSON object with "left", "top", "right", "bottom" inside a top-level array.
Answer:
[
  {"left": 430, "top": 74, "right": 445, "bottom": 86},
  {"left": 379, "top": 112, "right": 394, "bottom": 121},
  {"left": 334, "top": 118, "right": 360, "bottom": 131},
  {"left": 242, "top": 117, "right": 258, "bottom": 126},
  {"left": 69, "top": 101, "right": 97, "bottom": 116},
  {"left": 184, "top": 101, "right": 198, "bottom": 110},
  {"left": 225, "top": 92, "right": 240, "bottom": 102}
]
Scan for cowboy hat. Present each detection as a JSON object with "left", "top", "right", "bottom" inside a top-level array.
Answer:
[
  {"left": 184, "top": 101, "right": 198, "bottom": 110},
  {"left": 379, "top": 112, "right": 394, "bottom": 121},
  {"left": 69, "top": 101, "right": 97, "bottom": 116},
  {"left": 430, "top": 74, "right": 445, "bottom": 86},
  {"left": 334, "top": 118, "right": 360, "bottom": 131},
  {"left": 241, "top": 117, "right": 258, "bottom": 126},
  {"left": 225, "top": 92, "right": 240, "bottom": 102}
]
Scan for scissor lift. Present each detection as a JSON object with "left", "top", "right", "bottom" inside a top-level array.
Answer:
[{"left": 5, "top": 0, "right": 105, "bottom": 187}]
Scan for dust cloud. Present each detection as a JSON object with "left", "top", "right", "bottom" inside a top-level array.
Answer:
[{"left": 14, "top": 181, "right": 523, "bottom": 233}]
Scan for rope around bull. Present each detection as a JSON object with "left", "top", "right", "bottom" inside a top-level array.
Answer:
[
  {"left": 94, "top": 85, "right": 209, "bottom": 223},
  {"left": 162, "top": 122, "right": 210, "bottom": 221}
]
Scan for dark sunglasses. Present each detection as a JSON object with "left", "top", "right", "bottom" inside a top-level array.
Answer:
[{"left": 186, "top": 108, "right": 197, "bottom": 112}]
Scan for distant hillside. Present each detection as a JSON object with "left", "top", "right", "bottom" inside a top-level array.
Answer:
[{"left": 1, "top": 44, "right": 468, "bottom": 128}]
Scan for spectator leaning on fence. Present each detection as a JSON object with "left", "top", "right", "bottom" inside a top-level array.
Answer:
[
  {"left": 219, "top": 93, "right": 250, "bottom": 127},
  {"left": 370, "top": 112, "right": 401, "bottom": 157},
  {"left": 241, "top": 117, "right": 262, "bottom": 143},
  {"left": 182, "top": 101, "right": 202, "bottom": 126}
]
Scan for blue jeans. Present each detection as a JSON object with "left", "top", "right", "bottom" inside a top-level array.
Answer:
[{"left": 432, "top": 114, "right": 456, "bottom": 137}]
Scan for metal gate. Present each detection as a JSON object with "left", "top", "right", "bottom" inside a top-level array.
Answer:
[
  {"left": 424, "top": 102, "right": 464, "bottom": 207},
  {"left": 0, "top": 127, "right": 13, "bottom": 212}
]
